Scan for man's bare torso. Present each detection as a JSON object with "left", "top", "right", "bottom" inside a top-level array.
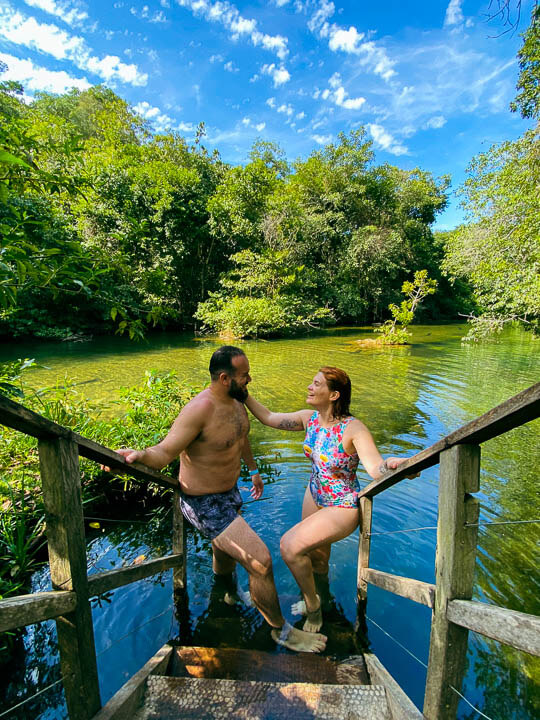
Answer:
[{"left": 178, "top": 388, "right": 249, "bottom": 495}]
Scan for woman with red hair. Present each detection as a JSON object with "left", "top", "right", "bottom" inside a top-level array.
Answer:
[{"left": 245, "top": 366, "right": 412, "bottom": 633}]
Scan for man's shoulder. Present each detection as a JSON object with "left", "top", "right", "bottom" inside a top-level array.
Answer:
[{"left": 180, "top": 389, "right": 216, "bottom": 418}]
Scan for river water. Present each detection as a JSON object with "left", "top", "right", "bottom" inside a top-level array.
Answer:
[{"left": 2, "top": 325, "right": 539, "bottom": 719}]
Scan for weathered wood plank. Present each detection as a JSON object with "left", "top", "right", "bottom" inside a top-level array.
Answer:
[
  {"left": 39, "top": 436, "right": 101, "bottom": 720},
  {"left": 87, "top": 553, "right": 184, "bottom": 597},
  {"left": 364, "top": 653, "right": 423, "bottom": 720},
  {"left": 447, "top": 599, "right": 540, "bottom": 657},
  {"left": 0, "top": 591, "right": 77, "bottom": 632},
  {"left": 172, "top": 487, "right": 186, "bottom": 591},
  {"left": 423, "top": 444, "right": 480, "bottom": 720},
  {"left": 359, "top": 381, "right": 540, "bottom": 499},
  {"left": 357, "top": 497, "right": 373, "bottom": 604},
  {"left": 74, "top": 433, "right": 177, "bottom": 490},
  {"left": 361, "top": 568, "right": 435, "bottom": 609},
  {"left": 0, "top": 392, "right": 70, "bottom": 439},
  {"left": 91, "top": 643, "right": 173, "bottom": 720}
]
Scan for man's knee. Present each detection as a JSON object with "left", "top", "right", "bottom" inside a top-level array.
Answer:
[{"left": 247, "top": 546, "right": 273, "bottom": 577}]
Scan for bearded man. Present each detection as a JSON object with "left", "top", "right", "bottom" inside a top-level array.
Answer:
[{"left": 116, "top": 345, "right": 326, "bottom": 653}]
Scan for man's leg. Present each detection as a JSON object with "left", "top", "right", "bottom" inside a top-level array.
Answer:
[
  {"left": 211, "top": 543, "right": 247, "bottom": 606},
  {"left": 281, "top": 506, "right": 359, "bottom": 632},
  {"left": 212, "top": 515, "right": 327, "bottom": 653}
]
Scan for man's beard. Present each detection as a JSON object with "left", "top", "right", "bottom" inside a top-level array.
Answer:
[{"left": 228, "top": 379, "right": 248, "bottom": 402}]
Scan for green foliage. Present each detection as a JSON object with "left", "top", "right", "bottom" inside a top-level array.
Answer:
[
  {"left": 510, "top": 5, "right": 540, "bottom": 119},
  {"left": 443, "top": 127, "right": 540, "bottom": 339},
  {"left": 0, "top": 364, "right": 200, "bottom": 599},
  {"left": 195, "top": 248, "right": 334, "bottom": 337},
  {"left": 1, "top": 75, "right": 453, "bottom": 340},
  {"left": 376, "top": 270, "right": 438, "bottom": 344}
]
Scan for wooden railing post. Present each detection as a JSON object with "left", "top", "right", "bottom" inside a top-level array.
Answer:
[
  {"left": 423, "top": 444, "right": 480, "bottom": 719},
  {"left": 39, "top": 436, "right": 101, "bottom": 720},
  {"left": 356, "top": 497, "right": 373, "bottom": 635},
  {"left": 172, "top": 486, "right": 186, "bottom": 592}
]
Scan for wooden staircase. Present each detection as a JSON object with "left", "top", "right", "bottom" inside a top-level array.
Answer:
[{"left": 94, "top": 644, "right": 414, "bottom": 720}]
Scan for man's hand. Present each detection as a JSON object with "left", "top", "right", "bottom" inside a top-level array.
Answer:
[
  {"left": 250, "top": 472, "right": 264, "bottom": 500},
  {"left": 101, "top": 448, "right": 144, "bottom": 473}
]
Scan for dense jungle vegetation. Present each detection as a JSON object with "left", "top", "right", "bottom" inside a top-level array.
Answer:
[{"left": 0, "top": 5, "right": 537, "bottom": 341}]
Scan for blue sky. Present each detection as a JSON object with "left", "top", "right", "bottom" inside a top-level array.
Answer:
[{"left": 0, "top": 0, "right": 535, "bottom": 229}]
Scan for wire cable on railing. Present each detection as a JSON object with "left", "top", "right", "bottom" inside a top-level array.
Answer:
[
  {"left": 0, "top": 678, "right": 63, "bottom": 719},
  {"left": 366, "top": 615, "right": 494, "bottom": 720},
  {"left": 367, "top": 518, "right": 540, "bottom": 537},
  {"left": 367, "top": 526, "right": 437, "bottom": 537},
  {"left": 465, "top": 519, "right": 540, "bottom": 528}
]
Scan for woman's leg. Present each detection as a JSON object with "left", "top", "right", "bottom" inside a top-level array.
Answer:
[
  {"left": 281, "top": 505, "right": 359, "bottom": 631},
  {"left": 301, "top": 489, "right": 331, "bottom": 574}
]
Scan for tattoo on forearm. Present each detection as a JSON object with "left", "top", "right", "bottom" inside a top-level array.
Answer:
[
  {"left": 378, "top": 461, "right": 389, "bottom": 476},
  {"left": 278, "top": 418, "right": 302, "bottom": 430}
]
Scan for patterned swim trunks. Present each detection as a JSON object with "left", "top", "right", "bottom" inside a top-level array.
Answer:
[{"left": 179, "top": 484, "right": 243, "bottom": 540}]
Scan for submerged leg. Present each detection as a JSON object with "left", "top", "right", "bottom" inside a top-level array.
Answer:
[
  {"left": 281, "top": 504, "right": 359, "bottom": 632},
  {"left": 213, "top": 516, "right": 327, "bottom": 653}
]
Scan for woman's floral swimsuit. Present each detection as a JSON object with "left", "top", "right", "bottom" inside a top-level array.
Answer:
[{"left": 303, "top": 411, "right": 360, "bottom": 508}]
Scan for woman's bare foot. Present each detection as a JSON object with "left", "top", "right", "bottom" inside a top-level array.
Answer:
[
  {"left": 271, "top": 621, "right": 327, "bottom": 653},
  {"left": 291, "top": 594, "right": 323, "bottom": 632}
]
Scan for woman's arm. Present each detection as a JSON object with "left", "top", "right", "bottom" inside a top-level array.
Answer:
[
  {"left": 350, "top": 421, "right": 411, "bottom": 480},
  {"left": 245, "top": 394, "right": 311, "bottom": 431}
]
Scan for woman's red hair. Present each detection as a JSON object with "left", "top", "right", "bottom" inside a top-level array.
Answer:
[{"left": 319, "top": 366, "right": 351, "bottom": 418}]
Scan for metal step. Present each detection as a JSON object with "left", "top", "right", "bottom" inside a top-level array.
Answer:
[{"left": 134, "top": 675, "right": 391, "bottom": 719}]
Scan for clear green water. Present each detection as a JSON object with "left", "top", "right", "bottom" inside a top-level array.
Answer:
[{"left": 2, "top": 325, "right": 539, "bottom": 719}]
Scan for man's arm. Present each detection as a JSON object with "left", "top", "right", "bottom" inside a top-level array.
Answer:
[
  {"left": 114, "top": 401, "right": 206, "bottom": 470},
  {"left": 241, "top": 435, "right": 263, "bottom": 499},
  {"left": 245, "top": 394, "right": 310, "bottom": 431}
]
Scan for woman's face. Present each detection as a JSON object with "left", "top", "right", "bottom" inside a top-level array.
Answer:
[{"left": 306, "top": 372, "right": 333, "bottom": 407}]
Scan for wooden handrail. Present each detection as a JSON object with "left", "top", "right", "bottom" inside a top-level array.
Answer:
[
  {"left": 87, "top": 554, "right": 184, "bottom": 597},
  {"left": 359, "top": 381, "right": 540, "bottom": 499},
  {"left": 447, "top": 599, "right": 540, "bottom": 657},
  {"left": 0, "top": 591, "right": 77, "bottom": 633},
  {"left": 0, "top": 394, "right": 177, "bottom": 489},
  {"left": 361, "top": 568, "right": 435, "bottom": 608}
]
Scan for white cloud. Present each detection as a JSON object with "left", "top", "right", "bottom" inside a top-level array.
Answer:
[
  {"left": 328, "top": 26, "right": 364, "bottom": 53},
  {"left": 150, "top": 10, "right": 167, "bottom": 23},
  {"left": 160, "top": 0, "right": 170, "bottom": 6},
  {"left": 224, "top": 60, "right": 239, "bottom": 72},
  {"left": 241, "top": 116, "right": 250, "bottom": 125},
  {"left": 296, "top": 111, "right": 305, "bottom": 120},
  {"left": 133, "top": 101, "right": 179, "bottom": 131},
  {"left": 261, "top": 62, "right": 290, "bottom": 87},
  {"left": 318, "top": 72, "right": 365, "bottom": 110},
  {"left": 0, "top": 6, "right": 148, "bottom": 86},
  {"left": 209, "top": 53, "right": 224, "bottom": 63},
  {"left": 22, "top": 0, "right": 87, "bottom": 26},
  {"left": 367, "top": 123, "right": 408, "bottom": 155},
  {"left": 424, "top": 115, "right": 446, "bottom": 129},
  {"left": 444, "top": 0, "right": 464, "bottom": 27},
  {"left": 0, "top": 51, "right": 90, "bottom": 93},
  {"left": 177, "top": 0, "right": 289, "bottom": 59},
  {"left": 255, "top": 122, "right": 265, "bottom": 131},
  {"left": 178, "top": 121, "right": 195, "bottom": 132},
  {"left": 311, "top": 133, "right": 332, "bottom": 144},
  {"left": 266, "top": 96, "right": 276, "bottom": 108},
  {"left": 307, "top": 1, "right": 395, "bottom": 81},
  {"left": 277, "top": 103, "right": 294, "bottom": 116}
]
